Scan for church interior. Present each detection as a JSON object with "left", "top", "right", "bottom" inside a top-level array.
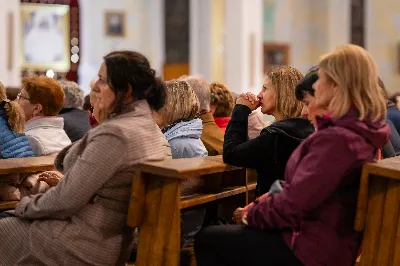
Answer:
[{"left": 0, "top": 0, "right": 400, "bottom": 266}]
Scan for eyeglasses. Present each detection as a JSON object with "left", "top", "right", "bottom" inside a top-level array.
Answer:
[{"left": 16, "top": 93, "right": 30, "bottom": 101}]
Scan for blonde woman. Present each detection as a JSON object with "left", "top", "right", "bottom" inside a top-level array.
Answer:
[
  {"left": 195, "top": 45, "right": 390, "bottom": 266},
  {"left": 154, "top": 80, "right": 207, "bottom": 247},
  {"left": 223, "top": 66, "right": 314, "bottom": 196},
  {"left": 209, "top": 82, "right": 234, "bottom": 132}
]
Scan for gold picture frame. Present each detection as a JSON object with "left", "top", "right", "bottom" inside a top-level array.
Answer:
[
  {"left": 263, "top": 43, "right": 290, "bottom": 73},
  {"left": 21, "top": 3, "right": 70, "bottom": 72},
  {"left": 104, "top": 11, "right": 126, "bottom": 37}
]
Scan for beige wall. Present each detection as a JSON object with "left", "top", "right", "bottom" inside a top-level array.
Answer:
[
  {"left": 267, "top": 0, "right": 350, "bottom": 73},
  {"left": 366, "top": 0, "right": 400, "bottom": 94}
]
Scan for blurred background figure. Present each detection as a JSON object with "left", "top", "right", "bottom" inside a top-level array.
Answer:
[
  {"left": 58, "top": 80, "right": 91, "bottom": 142},
  {"left": 209, "top": 82, "right": 234, "bottom": 133}
]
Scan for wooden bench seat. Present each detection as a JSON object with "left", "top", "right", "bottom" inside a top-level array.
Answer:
[
  {"left": 0, "top": 201, "right": 19, "bottom": 211},
  {"left": 180, "top": 185, "right": 248, "bottom": 209},
  {"left": 129, "top": 155, "right": 255, "bottom": 266},
  {"left": 0, "top": 156, "right": 56, "bottom": 211}
]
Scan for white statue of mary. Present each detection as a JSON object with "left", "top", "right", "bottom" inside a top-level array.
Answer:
[{"left": 24, "top": 11, "right": 64, "bottom": 63}]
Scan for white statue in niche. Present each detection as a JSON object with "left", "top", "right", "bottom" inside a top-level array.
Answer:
[{"left": 24, "top": 11, "right": 64, "bottom": 63}]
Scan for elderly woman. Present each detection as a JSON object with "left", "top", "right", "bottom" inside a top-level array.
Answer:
[
  {"left": 195, "top": 45, "right": 390, "bottom": 266},
  {"left": 16, "top": 76, "right": 71, "bottom": 156},
  {"left": 154, "top": 80, "right": 207, "bottom": 247},
  {"left": 209, "top": 82, "right": 234, "bottom": 133},
  {"left": 58, "top": 80, "right": 92, "bottom": 142},
  {"left": 223, "top": 66, "right": 315, "bottom": 196},
  {"left": 0, "top": 50, "right": 168, "bottom": 265}
]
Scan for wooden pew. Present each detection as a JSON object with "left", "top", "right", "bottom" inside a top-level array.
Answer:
[
  {"left": 128, "top": 155, "right": 254, "bottom": 266},
  {"left": 0, "top": 156, "right": 56, "bottom": 211},
  {"left": 355, "top": 156, "right": 400, "bottom": 266}
]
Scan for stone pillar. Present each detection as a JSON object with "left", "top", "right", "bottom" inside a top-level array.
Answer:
[
  {"left": 0, "top": 0, "right": 21, "bottom": 87},
  {"left": 190, "top": 0, "right": 264, "bottom": 94}
]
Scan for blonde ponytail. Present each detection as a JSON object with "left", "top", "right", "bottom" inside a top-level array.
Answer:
[{"left": 0, "top": 82, "right": 26, "bottom": 133}]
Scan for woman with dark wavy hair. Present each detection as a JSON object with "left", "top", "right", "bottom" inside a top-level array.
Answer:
[{"left": 0, "top": 51, "right": 167, "bottom": 265}]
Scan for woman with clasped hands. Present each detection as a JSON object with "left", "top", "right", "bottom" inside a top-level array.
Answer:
[
  {"left": 0, "top": 51, "right": 168, "bottom": 265},
  {"left": 223, "top": 66, "right": 315, "bottom": 197}
]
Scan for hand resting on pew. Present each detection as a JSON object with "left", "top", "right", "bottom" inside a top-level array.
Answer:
[{"left": 38, "top": 171, "right": 63, "bottom": 187}]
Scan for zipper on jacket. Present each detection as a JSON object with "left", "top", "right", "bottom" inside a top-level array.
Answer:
[{"left": 290, "top": 222, "right": 303, "bottom": 251}]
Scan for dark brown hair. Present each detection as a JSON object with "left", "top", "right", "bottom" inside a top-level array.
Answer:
[{"left": 103, "top": 51, "right": 166, "bottom": 114}]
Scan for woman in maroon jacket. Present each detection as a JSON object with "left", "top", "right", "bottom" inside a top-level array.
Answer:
[{"left": 194, "top": 44, "right": 390, "bottom": 266}]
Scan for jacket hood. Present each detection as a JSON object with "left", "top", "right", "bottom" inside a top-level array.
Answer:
[
  {"left": 163, "top": 118, "right": 203, "bottom": 141},
  {"left": 317, "top": 109, "right": 390, "bottom": 149},
  {"left": 266, "top": 117, "right": 315, "bottom": 141}
]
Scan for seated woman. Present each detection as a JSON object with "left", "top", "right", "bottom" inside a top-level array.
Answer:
[
  {"left": 223, "top": 66, "right": 314, "bottom": 196},
  {"left": 58, "top": 80, "right": 92, "bottom": 142},
  {"left": 0, "top": 82, "right": 35, "bottom": 201},
  {"left": 154, "top": 80, "right": 207, "bottom": 247},
  {"left": 195, "top": 44, "right": 390, "bottom": 266},
  {"left": 16, "top": 76, "right": 71, "bottom": 156},
  {"left": 209, "top": 82, "right": 234, "bottom": 132},
  {"left": 297, "top": 66, "right": 398, "bottom": 159},
  {"left": 0, "top": 50, "right": 168, "bottom": 265}
]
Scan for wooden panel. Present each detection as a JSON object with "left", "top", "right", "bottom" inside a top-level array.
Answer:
[
  {"left": 392, "top": 207, "right": 400, "bottom": 266},
  {"left": 375, "top": 179, "right": 400, "bottom": 266},
  {"left": 127, "top": 171, "right": 147, "bottom": 227},
  {"left": 180, "top": 186, "right": 247, "bottom": 209},
  {"left": 355, "top": 167, "right": 370, "bottom": 231},
  {"left": 135, "top": 156, "right": 242, "bottom": 179},
  {"left": 136, "top": 175, "right": 181, "bottom": 266},
  {"left": 360, "top": 176, "right": 387, "bottom": 266},
  {"left": 0, "top": 201, "right": 18, "bottom": 211},
  {"left": 0, "top": 156, "right": 55, "bottom": 175},
  {"left": 248, "top": 182, "right": 257, "bottom": 191},
  {"left": 163, "top": 63, "right": 189, "bottom": 81}
]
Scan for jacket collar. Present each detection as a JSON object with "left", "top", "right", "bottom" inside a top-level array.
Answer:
[
  {"left": 199, "top": 112, "right": 215, "bottom": 124},
  {"left": 25, "top": 116, "right": 65, "bottom": 131}
]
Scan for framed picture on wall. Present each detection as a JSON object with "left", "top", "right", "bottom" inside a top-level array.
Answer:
[
  {"left": 21, "top": 3, "right": 70, "bottom": 72},
  {"left": 104, "top": 11, "right": 126, "bottom": 37},
  {"left": 263, "top": 43, "right": 290, "bottom": 73}
]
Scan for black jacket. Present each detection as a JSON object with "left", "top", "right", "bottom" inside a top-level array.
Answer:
[
  {"left": 223, "top": 104, "right": 315, "bottom": 196},
  {"left": 59, "top": 108, "right": 92, "bottom": 142}
]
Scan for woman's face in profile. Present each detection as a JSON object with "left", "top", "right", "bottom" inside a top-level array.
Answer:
[
  {"left": 313, "top": 69, "right": 336, "bottom": 109},
  {"left": 301, "top": 92, "right": 326, "bottom": 128},
  {"left": 257, "top": 77, "right": 276, "bottom": 115},
  {"left": 92, "top": 62, "right": 116, "bottom": 115}
]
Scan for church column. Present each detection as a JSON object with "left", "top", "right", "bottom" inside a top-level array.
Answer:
[
  {"left": 224, "top": 0, "right": 263, "bottom": 94},
  {"left": 190, "top": 0, "right": 263, "bottom": 94},
  {"left": 0, "top": 0, "right": 21, "bottom": 87}
]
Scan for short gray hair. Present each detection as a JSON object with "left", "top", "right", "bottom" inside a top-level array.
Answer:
[
  {"left": 58, "top": 80, "right": 84, "bottom": 109},
  {"left": 178, "top": 75, "right": 210, "bottom": 112}
]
